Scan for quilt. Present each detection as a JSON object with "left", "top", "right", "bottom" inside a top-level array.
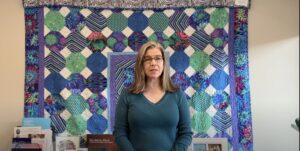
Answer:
[{"left": 23, "top": 0, "right": 252, "bottom": 150}]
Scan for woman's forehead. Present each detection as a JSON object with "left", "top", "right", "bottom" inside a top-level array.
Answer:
[{"left": 144, "top": 47, "right": 162, "bottom": 56}]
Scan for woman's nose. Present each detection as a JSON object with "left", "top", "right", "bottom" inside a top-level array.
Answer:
[{"left": 150, "top": 59, "right": 157, "bottom": 65}]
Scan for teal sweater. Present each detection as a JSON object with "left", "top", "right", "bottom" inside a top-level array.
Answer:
[{"left": 113, "top": 89, "right": 192, "bottom": 151}]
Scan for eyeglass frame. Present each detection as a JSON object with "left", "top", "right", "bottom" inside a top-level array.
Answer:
[{"left": 142, "top": 55, "right": 164, "bottom": 64}]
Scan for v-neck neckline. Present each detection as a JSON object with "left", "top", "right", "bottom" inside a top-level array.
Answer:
[{"left": 142, "top": 92, "right": 167, "bottom": 105}]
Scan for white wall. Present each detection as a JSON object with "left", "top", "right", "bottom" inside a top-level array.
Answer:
[
  {"left": 249, "top": 0, "right": 299, "bottom": 151},
  {"left": 0, "top": 0, "right": 24, "bottom": 150},
  {"left": 0, "top": 0, "right": 298, "bottom": 151}
]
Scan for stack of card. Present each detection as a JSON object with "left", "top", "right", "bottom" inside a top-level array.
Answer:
[{"left": 12, "top": 118, "right": 53, "bottom": 151}]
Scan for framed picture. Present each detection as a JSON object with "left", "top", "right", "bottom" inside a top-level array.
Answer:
[
  {"left": 76, "top": 148, "right": 88, "bottom": 151},
  {"left": 86, "top": 134, "right": 119, "bottom": 151},
  {"left": 55, "top": 136, "right": 80, "bottom": 151},
  {"left": 188, "top": 138, "right": 228, "bottom": 151}
]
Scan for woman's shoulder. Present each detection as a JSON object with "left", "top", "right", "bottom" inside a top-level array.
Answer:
[
  {"left": 167, "top": 89, "right": 187, "bottom": 105},
  {"left": 167, "top": 89, "right": 185, "bottom": 100},
  {"left": 118, "top": 88, "right": 137, "bottom": 104},
  {"left": 168, "top": 89, "right": 184, "bottom": 95},
  {"left": 120, "top": 88, "right": 130, "bottom": 97},
  {"left": 120, "top": 88, "right": 141, "bottom": 98}
]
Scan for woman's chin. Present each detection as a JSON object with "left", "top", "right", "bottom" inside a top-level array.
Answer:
[{"left": 147, "top": 74, "right": 161, "bottom": 79}]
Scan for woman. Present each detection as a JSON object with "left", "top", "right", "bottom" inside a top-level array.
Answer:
[{"left": 113, "top": 41, "right": 192, "bottom": 151}]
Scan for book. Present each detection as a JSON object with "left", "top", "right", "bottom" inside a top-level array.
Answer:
[
  {"left": 76, "top": 148, "right": 88, "bottom": 151},
  {"left": 12, "top": 137, "right": 31, "bottom": 143},
  {"left": 14, "top": 126, "right": 42, "bottom": 138},
  {"left": 13, "top": 126, "right": 53, "bottom": 151},
  {"left": 12, "top": 138, "right": 31, "bottom": 149},
  {"left": 55, "top": 136, "right": 80, "bottom": 151},
  {"left": 12, "top": 143, "right": 42, "bottom": 151},
  {"left": 41, "top": 129, "right": 53, "bottom": 151},
  {"left": 28, "top": 134, "right": 46, "bottom": 151},
  {"left": 22, "top": 118, "right": 51, "bottom": 129},
  {"left": 86, "top": 134, "right": 118, "bottom": 151},
  {"left": 12, "top": 138, "right": 42, "bottom": 151}
]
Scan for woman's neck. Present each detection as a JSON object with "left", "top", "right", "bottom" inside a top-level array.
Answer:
[
  {"left": 143, "top": 79, "right": 165, "bottom": 103},
  {"left": 144, "top": 79, "right": 163, "bottom": 93}
]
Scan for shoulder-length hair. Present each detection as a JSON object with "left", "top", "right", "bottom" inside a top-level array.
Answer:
[{"left": 129, "top": 41, "right": 178, "bottom": 94}]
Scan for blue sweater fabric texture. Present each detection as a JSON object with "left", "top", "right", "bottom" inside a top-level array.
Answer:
[{"left": 113, "top": 89, "right": 192, "bottom": 151}]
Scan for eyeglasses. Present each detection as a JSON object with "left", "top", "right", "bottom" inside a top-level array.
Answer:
[{"left": 143, "top": 56, "right": 164, "bottom": 64}]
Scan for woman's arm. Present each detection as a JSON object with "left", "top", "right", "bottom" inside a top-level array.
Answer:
[
  {"left": 113, "top": 90, "right": 135, "bottom": 151},
  {"left": 172, "top": 91, "right": 193, "bottom": 151}
]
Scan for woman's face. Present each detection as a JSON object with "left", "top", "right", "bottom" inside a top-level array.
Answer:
[{"left": 143, "top": 47, "right": 164, "bottom": 80}]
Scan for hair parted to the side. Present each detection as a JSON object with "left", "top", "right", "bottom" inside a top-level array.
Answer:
[{"left": 129, "top": 41, "right": 178, "bottom": 94}]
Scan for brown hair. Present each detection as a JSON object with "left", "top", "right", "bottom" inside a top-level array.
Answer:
[{"left": 129, "top": 41, "right": 178, "bottom": 94}]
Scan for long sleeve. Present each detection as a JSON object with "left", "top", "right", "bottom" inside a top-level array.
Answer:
[
  {"left": 172, "top": 91, "right": 193, "bottom": 151},
  {"left": 113, "top": 91, "right": 135, "bottom": 151}
]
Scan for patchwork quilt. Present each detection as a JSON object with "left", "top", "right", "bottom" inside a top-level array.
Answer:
[{"left": 24, "top": 1, "right": 252, "bottom": 150}]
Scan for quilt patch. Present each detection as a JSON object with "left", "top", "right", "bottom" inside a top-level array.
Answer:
[
  {"left": 24, "top": 6, "right": 253, "bottom": 151},
  {"left": 108, "top": 52, "right": 136, "bottom": 132},
  {"left": 23, "top": 0, "right": 251, "bottom": 8}
]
